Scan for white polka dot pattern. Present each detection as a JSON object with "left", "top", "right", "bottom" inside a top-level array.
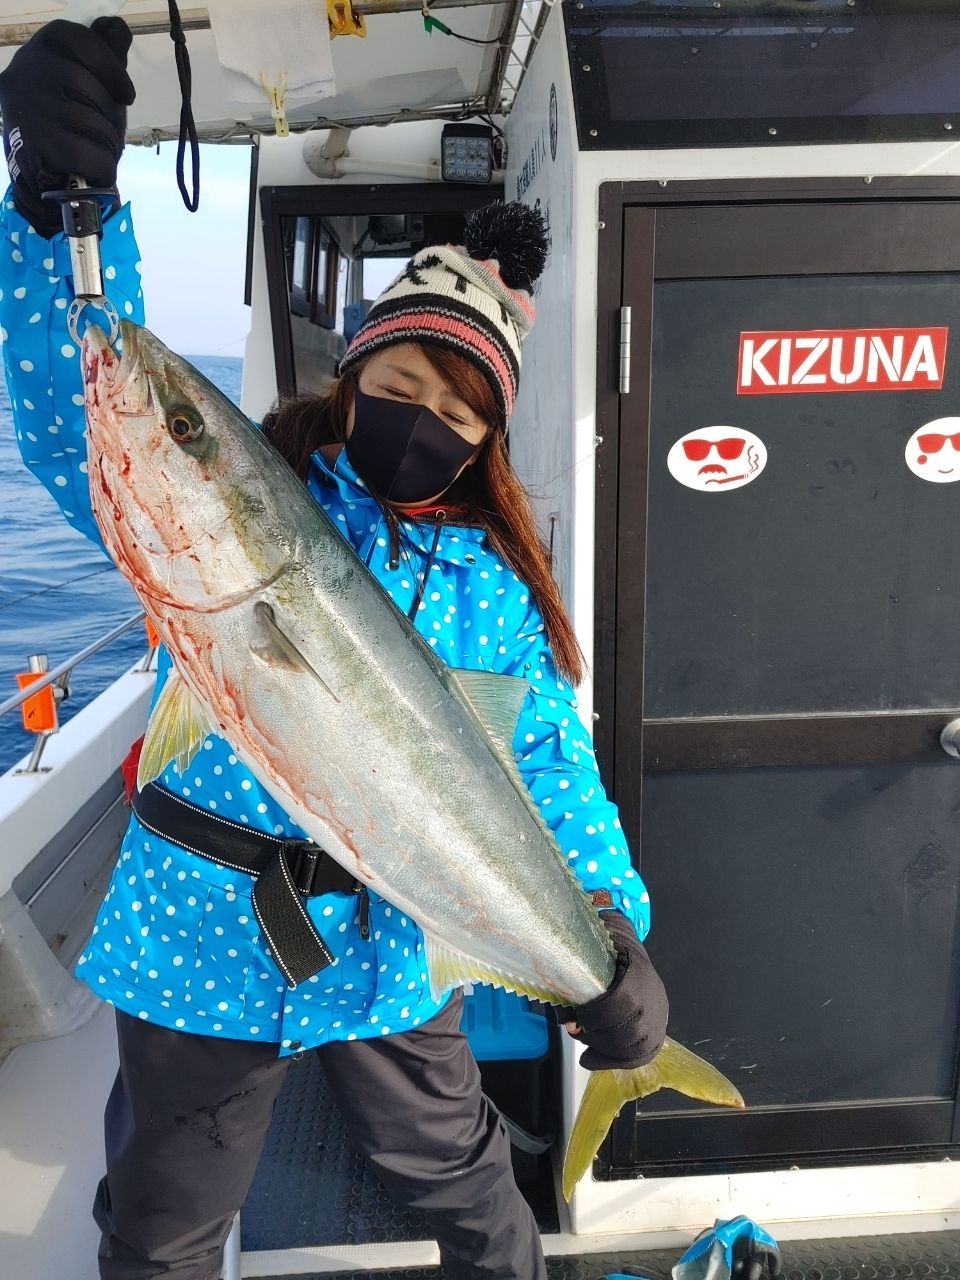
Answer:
[
  {"left": 0, "top": 195, "right": 144, "bottom": 541},
  {"left": 1, "top": 191, "right": 652, "bottom": 1055}
]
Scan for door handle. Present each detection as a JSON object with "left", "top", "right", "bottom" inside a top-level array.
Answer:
[{"left": 940, "top": 718, "right": 960, "bottom": 758}]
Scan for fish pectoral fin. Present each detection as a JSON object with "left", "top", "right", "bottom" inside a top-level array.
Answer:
[
  {"left": 137, "top": 668, "right": 217, "bottom": 791},
  {"left": 451, "top": 670, "right": 528, "bottom": 759},
  {"left": 424, "top": 933, "right": 559, "bottom": 1005},
  {"left": 250, "top": 601, "right": 339, "bottom": 703},
  {"left": 560, "top": 1038, "right": 745, "bottom": 1201}
]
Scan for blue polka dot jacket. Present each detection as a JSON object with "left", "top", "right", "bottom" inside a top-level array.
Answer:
[{"left": 0, "top": 193, "right": 652, "bottom": 1053}]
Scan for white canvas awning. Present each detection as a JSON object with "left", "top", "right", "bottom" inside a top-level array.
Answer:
[{"left": 0, "top": 0, "right": 546, "bottom": 140}]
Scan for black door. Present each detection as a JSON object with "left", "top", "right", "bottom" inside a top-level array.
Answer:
[{"left": 598, "top": 192, "right": 960, "bottom": 1177}]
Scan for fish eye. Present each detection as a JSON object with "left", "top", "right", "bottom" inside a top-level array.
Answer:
[{"left": 167, "top": 406, "right": 204, "bottom": 443}]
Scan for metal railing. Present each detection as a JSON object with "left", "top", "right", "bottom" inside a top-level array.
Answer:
[{"left": 0, "top": 612, "right": 153, "bottom": 775}]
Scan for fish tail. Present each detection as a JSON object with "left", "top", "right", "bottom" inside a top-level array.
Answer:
[{"left": 560, "top": 1037, "right": 745, "bottom": 1201}]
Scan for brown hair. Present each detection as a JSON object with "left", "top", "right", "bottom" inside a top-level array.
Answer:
[{"left": 262, "top": 347, "right": 584, "bottom": 684}]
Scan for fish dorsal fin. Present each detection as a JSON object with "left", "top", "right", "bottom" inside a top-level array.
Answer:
[
  {"left": 423, "top": 932, "right": 561, "bottom": 1007},
  {"left": 451, "top": 668, "right": 552, "bottom": 831},
  {"left": 452, "top": 669, "right": 599, "bottom": 923},
  {"left": 251, "top": 601, "right": 339, "bottom": 702},
  {"left": 451, "top": 670, "right": 528, "bottom": 759},
  {"left": 137, "top": 668, "right": 217, "bottom": 791}
]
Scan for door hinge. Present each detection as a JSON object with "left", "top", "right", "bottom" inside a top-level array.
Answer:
[{"left": 619, "top": 305, "right": 631, "bottom": 395}]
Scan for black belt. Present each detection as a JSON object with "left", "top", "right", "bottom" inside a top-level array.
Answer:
[{"left": 130, "top": 782, "right": 365, "bottom": 989}]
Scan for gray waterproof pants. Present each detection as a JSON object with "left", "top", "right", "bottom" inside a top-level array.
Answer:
[{"left": 94, "top": 993, "right": 546, "bottom": 1280}]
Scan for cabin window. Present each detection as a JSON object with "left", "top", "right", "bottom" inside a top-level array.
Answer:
[
  {"left": 567, "top": 4, "right": 960, "bottom": 149},
  {"left": 288, "top": 217, "right": 313, "bottom": 317},
  {"left": 263, "top": 186, "right": 505, "bottom": 398},
  {"left": 334, "top": 255, "right": 350, "bottom": 334},
  {"left": 311, "top": 233, "right": 337, "bottom": 329}
]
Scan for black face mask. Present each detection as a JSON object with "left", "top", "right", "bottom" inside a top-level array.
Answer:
[{"left": 345, "top": 388, "right": 481, "bottom": 505}]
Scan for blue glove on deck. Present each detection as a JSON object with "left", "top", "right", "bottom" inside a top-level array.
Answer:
[{"left": 668, "top": 1215, "right": 782, "bottom": 1280}]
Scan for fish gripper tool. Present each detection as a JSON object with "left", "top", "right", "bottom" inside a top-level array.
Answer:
[{"left": 42, "top": 175, "right": 120, "bottom": 348}]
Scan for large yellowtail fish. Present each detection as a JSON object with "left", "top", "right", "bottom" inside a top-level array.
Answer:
[{"left": 82, "top": 320, "right": 744, "bottom": 1198}]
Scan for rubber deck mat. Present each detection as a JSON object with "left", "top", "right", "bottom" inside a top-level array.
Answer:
[
  {"left": 252, "top": 1229, "right": 960, "bottom": 1278},
  {"left": 241, "top": 1057, "right": 960, "bottom": 1277},
  {"left": 242, "top": 1048, "right": 560, "bottom": 1251}
]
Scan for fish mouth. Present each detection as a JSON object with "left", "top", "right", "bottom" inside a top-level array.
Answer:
[
  {"left": 117, "top": 318, "right": 142, "bottom": 383},
  {"left": 82, "top": 320, "right": 152, "bottom": 415},
  {"left": 80, "top": 323, "right": 117, "bottom": 391}
]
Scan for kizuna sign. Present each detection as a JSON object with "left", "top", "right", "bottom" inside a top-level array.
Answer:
[{"left": 737, "top": 328, "right": 948, "bottom": 394}]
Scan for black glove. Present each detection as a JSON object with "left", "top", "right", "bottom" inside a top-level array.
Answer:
[
  {"left": 567, "top": 910, "right": 669, "bottom": 1071},
  {"left": 732, "top": 1232, "right": 783, "bottom": 1280},
  {"left": 0, "top": 17, "right": 135, "bottom": 237}
]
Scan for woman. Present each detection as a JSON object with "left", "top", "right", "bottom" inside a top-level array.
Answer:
[{"left": 0, "top": 18, "right": 668, "bottom": 1280}]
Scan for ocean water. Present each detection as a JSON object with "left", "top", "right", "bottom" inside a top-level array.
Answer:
[{"left": 0, "top": 355, "right": 243, "bottom": 774}]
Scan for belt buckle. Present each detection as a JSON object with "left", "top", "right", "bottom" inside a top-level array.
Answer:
[{"left": 284, "top": 839, "right": 320, "bottom": 896}]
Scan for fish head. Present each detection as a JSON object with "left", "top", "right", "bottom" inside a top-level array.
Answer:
[{"left": 82, "top": 321, "right": 291, "bottom": 613}]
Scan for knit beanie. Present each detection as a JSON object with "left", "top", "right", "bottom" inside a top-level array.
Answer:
[{"left": 339, "top": 202, "right": 548, "bottom": 431}]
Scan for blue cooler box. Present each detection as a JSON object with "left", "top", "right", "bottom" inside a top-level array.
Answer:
[
  {"left": 462, "top": 987, "right": 552, "bottom": 1183},
  {"left": 462, "top": 985, "right": 549, "bottom": 1062}
]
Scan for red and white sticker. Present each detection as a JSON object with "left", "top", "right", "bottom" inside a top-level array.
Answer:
[
  {"left": 667, "top": 426, "right": 767, "bottom": 493},
  {"left": 738, "top": 328, "right": 948, "bottom": 395},
  {"left": 905, "top": 417, "right": 960, "bottom": 483}
]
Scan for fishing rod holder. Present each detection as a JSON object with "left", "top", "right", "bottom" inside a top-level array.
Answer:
[
  {"left": 41, "top": 178, "right": 121, "bottom": 348},
  {"left": 12, "top": 654, "right": 70, "bottom": 775},
  {"left": 1, "top": 613, "right": 149, "bottom": 776}
]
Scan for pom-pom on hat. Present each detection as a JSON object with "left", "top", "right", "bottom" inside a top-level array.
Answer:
[{"left": 339, "top": 201, "right": 548, "bottom": 431}]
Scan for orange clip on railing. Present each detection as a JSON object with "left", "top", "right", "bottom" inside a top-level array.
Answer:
[
  {"left": 16, "top": 671, "right": 58, "bottom": 734},
  {"left": 144, "top": 617, "right": 160, "bottom": 650}
]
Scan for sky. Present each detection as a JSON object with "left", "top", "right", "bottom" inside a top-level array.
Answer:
[
  {"left": 117, "top": 142, "right": 253, "bottom": 359},
  {"left": 116, "top": 141, "right": 403, "bottom": 362}
]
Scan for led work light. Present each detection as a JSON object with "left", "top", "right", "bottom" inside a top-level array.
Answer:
[{"left": 441, "top": 124, "right": 494, "bottom": 184}]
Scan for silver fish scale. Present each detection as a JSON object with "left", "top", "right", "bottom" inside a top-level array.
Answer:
[{"left": 87, "top": 324, "right": 617, "bottom": 1009}]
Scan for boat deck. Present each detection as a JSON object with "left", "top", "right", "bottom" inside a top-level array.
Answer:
[
  {"left": 247, "top": 1049, "right": 960, "bottom": 1278},
  {"left": 255, "top": 1228, "right": 960, "bottom": 1280},
  {"left": 244, "top": 1047, "right": 559, "bottom": 1253},
  {"left": 3, "top": 1002, "right": 960, "bottom": 1279},
  {"left": 7, "top": 1003, "right": 960, "bottom": 1274}
]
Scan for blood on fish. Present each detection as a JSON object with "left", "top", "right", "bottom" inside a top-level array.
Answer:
[{"left": 322, "top": 813, "right": 363, "bottom": 866}]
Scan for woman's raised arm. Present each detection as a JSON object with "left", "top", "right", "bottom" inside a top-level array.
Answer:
[{"left": 0, "top": 16, "right": 141, "bottom": 549}]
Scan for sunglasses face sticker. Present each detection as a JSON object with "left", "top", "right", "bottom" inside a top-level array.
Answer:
[
  {"left": 906, "top": 417, "right": 960, "bottom": 483},
  {"left": 667, "top": 427, "right": 768, "bottom": 493}
]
